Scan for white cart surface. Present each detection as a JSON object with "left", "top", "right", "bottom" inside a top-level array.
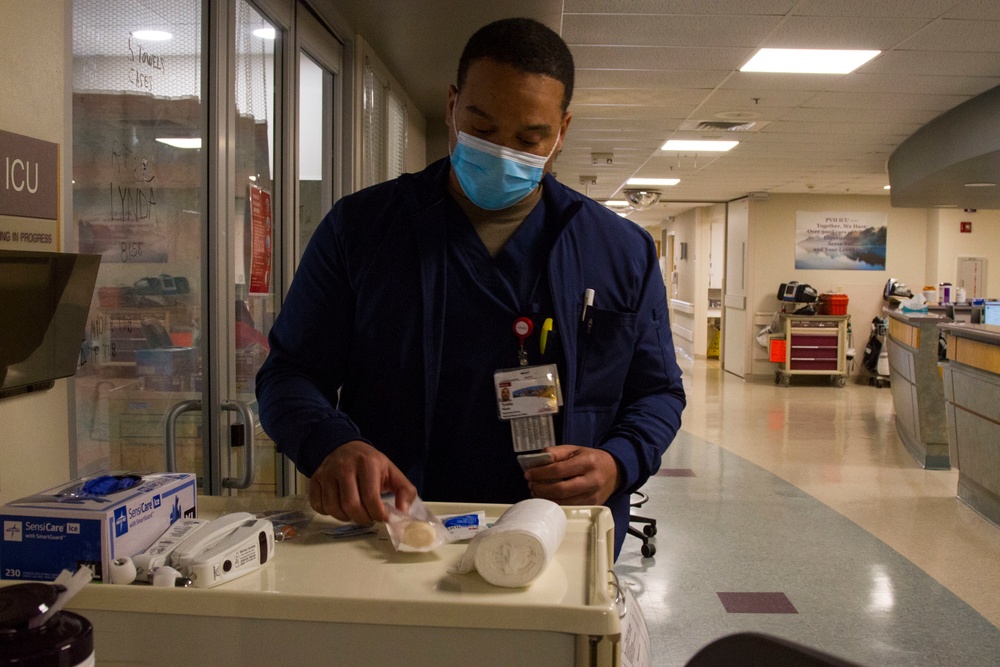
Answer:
[{"left": 62, "top": 497, "right": 622, "bottom": 666}]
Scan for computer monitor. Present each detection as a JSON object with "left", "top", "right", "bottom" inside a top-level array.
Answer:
[{"left": 984, "top": 301, "right": 1000, "bottom": 326}]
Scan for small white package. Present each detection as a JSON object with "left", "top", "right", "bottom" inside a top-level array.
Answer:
[
  {"left": 383, "top": 496, "right": 450, "bottom": 553},
  {"left": 453, "top": 498, "right": 567, "bottom": 587}
]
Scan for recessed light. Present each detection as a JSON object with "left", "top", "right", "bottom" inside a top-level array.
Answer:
[
  {"left": 132, "top": 30, "right": 172, "bottom": 41},
  {"left": 156, "top": 137, "right": 202, "bottom": 149},
  {"left": 661, "top": 140, "right": 738, "bottom": 152},
  {"left": 964, "top": 182, "right": 997, "bottom": 187},
  {"left": 627, "top": 178, "right": 680, "bottom": 187},
  {"left": 253, "top": 27, "right": 276, "bottom": 40},
  {"left": 741, "top": 48, "right": 880, "bottom": 74}
]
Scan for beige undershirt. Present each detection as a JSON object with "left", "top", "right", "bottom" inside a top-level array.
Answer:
[{"left": 447, "top": 176, "right": 543, "bottom": 257}]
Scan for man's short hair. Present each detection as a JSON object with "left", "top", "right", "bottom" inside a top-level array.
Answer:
[{"left": 457, "top": 18, "right": 575, "bottom": 112}]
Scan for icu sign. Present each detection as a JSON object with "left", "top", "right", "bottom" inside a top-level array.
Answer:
[{"left": 0, "top": 129, "right": 59, "bottom": 220}]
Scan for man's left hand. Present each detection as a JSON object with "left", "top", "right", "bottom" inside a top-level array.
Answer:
[{"left": 523, "top": 445, "right": 621, "bottom": 506}]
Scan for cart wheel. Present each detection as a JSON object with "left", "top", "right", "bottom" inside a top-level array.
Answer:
[
  {"left": 868, "top": 377, "right": 875, "bottom": 386},
  {"left": 781, "top": 375, "right": 791, "bottom": 387},
  {"left": 835, "top": 376, "right": 846, "bottom": 387},
  {"left": 643, "top": 524, "right": 657, "bottom": 537},
  {"left": 641, "top": 543, "right": 656, "bottom": 558},
  {"left": 775, "top": 372, "right": 781, "bottom": 385}
]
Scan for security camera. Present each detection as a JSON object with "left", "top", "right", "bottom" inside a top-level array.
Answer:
[{"left": 623, "top": 189, "right": 661, "bottom": 210}]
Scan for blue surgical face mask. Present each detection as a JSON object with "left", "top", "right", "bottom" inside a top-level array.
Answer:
[{"left": 450, "top": 108, "right": 561, "bottom": 210}]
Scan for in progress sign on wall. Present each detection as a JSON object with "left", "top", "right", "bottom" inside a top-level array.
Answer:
[
  {"left": 795, "top": 211, "right": 886, "bottom": 271},
  {"left": 0, "top": 128, "right": 59, "bottom": 250}
]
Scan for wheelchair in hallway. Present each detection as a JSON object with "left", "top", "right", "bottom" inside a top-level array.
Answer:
[{"left": 628, "top": 490, "right": 657, "bottom": 558}]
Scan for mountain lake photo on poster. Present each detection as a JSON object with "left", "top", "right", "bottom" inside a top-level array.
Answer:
[{"left": 795, "top": 211, "right": 887, "bottom": 270}]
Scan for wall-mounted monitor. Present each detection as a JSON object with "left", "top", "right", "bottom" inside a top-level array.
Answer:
[{"left": 0, "top": 250, "right": 101, "bottom": 398}]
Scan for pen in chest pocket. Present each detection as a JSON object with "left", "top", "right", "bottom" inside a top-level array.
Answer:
[{"left": 581, "top": 288, "right": 595, "bottom": 322}]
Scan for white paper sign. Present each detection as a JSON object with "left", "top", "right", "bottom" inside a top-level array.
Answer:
[{"left": 620, "top": 584, "right": 651, "bottom": 667}]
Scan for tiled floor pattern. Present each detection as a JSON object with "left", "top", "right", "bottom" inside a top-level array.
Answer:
[{"left": 615, "top": 356, "right": 1000, "bottom": 667}]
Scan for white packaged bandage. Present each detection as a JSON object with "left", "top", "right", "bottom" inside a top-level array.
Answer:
[
  {"left": 453, "top": 498, "right": 566, "bottom": 587},
  {"left": 383, "top": 495, "right": 450, "bottom": 553}
]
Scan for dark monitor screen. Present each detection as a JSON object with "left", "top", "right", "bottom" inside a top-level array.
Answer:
[
  {"left": 0, "top": 250, "right": 101, "bottom": 395},
  {"left": 984, "top": 302, "right": 1000, "bottom": 326}
]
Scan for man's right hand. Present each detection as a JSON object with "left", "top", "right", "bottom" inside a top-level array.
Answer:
[{"left": 308, "top": 440, "right": 417, "bottom": 525}]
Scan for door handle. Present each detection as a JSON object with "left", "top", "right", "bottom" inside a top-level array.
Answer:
[
  {"left": 221, "top": 400, "right": 256, "bottom": 490},
  {"left": 163, "top": 399, "right": 202, "bottom": 472}
]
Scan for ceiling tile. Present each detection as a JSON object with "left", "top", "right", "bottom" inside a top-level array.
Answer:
[
  {"left": 828, "top": 73, "right": 1000, "bottom": 96},
  {"left": 862, "top": 50, "right": 1000, "bottom": 77},
  {"left": 896, "top": 18, "right": 1000, "bottom": 51},
  {"left": 790, "top": 0, "right": 958, "bottom": 19},
  {"left": 803, "top": 91, "right": 972, "bottom": 111},
  {"left": 562, "top": 14, "right": 782, "bottom": 47},
  {"left": 943, "top": 0, "right": 1000, "bottom": 20},
  {"left": 762, "top": 15, "right": 934, "bottom": 49},
  {"left": 575, "top": 69, "right": 729, "bottom": 89},
  {"left": 570, "top": 45, "right": 753, "bottom": 71},
  {"left": 563, "top": 0, "right": 796, "bottom": 15}
]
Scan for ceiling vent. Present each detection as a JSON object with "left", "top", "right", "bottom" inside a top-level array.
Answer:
[
  {"left": 699, "top": 120, "right": 755, "bottom": 131},
  {"left": 679, "top": 119, "right": 769, "bottom": 133}
]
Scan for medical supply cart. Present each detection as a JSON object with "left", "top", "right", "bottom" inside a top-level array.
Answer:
[
  {"left": 57, "top": 497, "right": 625, "bottom": 667},
  {"left": 776, "top": 314, "right": 851, "bottom": 387}
]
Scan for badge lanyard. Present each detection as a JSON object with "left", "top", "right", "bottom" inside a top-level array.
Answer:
[{"left": 494, "top": 316, "right": 563, "bottom": 452}]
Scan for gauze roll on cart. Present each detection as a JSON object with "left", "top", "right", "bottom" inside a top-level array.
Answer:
[{"left": 454, "top": 498, "right": 567, "bottom": 587}]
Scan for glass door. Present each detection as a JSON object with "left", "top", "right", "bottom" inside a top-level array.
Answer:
[
  {"left": 72, "top": 0, "right": 208, "bottom": 482},
  {"left": 71, "top": 0, "right": 345, "bottom": 497}
]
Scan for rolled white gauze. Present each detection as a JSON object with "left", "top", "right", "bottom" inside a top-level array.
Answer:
[{"left": 454, "top": 498, "right": 567, "bottom": 587}]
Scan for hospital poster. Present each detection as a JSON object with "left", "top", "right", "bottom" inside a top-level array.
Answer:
[
  {"left": 248, "top": 185, "right": 272, "bottom": 294},
  {"left": 795, "top": 211, "right": 886, "bottom": 271}
]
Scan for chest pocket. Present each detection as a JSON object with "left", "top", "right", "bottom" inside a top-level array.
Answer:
[{"left": 575, "top": 306, "right": 637, "bottom": 408}]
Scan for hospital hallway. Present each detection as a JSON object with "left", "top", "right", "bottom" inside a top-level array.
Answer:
[{"left": 616, "top": 353, "right": 1000, "bottom": 666}]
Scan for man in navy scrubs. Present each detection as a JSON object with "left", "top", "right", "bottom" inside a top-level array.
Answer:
[{"left": 256, "top": 17, "right": 685, "bottom": 558}]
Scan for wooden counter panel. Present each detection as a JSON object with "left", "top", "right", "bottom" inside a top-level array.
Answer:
[
  {"left": 889, "top": 317, "right": 919, "bottom": 349},
  {"left": 951, "top": 337, "right": 1000, "bottom": 375}
]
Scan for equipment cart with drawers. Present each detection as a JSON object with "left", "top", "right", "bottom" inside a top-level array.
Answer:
[{"left": 776, "top": 314, "right": 851, "bottom": 387}]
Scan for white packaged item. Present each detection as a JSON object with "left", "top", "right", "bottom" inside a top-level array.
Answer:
[
  {"left": 384, "top": 496, "right": 450, "bottom": 553},
  {"left": 453, "top": 498, "right": 567, "bottom": 587}
]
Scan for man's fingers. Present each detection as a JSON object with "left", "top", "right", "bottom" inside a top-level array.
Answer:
[
  {"left": 387, "top": 465, "right": 418, "bottom": 513},
  {"left": 357, "top": 459, "right": 389, "bottom": 523},
  {"left": 310, "top": 476, "right": 347, "bottom": 521}
]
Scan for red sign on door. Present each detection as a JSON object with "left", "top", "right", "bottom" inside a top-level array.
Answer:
[
  {"left": 249, "top": 185, "right": 272, "bottom": 294},
  {"left": 960, "top": 221, "right": 972, "bottom": 233}
]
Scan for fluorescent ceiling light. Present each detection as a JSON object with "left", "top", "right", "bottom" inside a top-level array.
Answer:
[
  {"left": 132, "top": 30, "right": 172, "bottom": 41},
  {"left": 883, "top": 185, "right": 891, "bottom": 190},
  {"left": 604, "top": 200, "right": 629, "bottom": 207},
  {"left": 156, "top": 137, "right": 202, "bottom": 149},
  {"left": 627, "top": 178, "right": 680, "bottom": 187},
  {"left": 253, "top": 27, "right": 276, "bottom": 40},
  {"left": 741, "top": 48, "right": 880, "bottom": 74},
  {"left": 661, "top": 140, "right": 738, "bottom": 152},
  {"left": 964, "top": 182, "right": 996, "bottom": 187}
]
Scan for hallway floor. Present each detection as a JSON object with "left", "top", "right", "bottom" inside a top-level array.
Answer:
[{"left": 616, "top": 354, "right": 1000, "bottom": 666}]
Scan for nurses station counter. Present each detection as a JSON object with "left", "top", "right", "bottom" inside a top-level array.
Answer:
[
  {"left": 62, "top": 497, "right": 625, "bottom": 667},
  {"left": 886, "top": 310, "right": 950, "bottom": 469},
  {"left": 939, "top": 322, "right": 1000, "bottom": 527}
]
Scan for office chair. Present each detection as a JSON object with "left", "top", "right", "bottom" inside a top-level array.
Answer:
[
  {"left": 685, "top": 632, "right": 866, "bottom": 667},
  {"left": 628, "top": 491, "right": 657, "bottom": 558}
]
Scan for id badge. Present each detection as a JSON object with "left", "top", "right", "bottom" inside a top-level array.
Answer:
[
  {"left": 494, "top": 364, "right": 563, "bottom": 453},
  {"left": 493, "top": 363, "right": 563, "bottom": 420}
]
